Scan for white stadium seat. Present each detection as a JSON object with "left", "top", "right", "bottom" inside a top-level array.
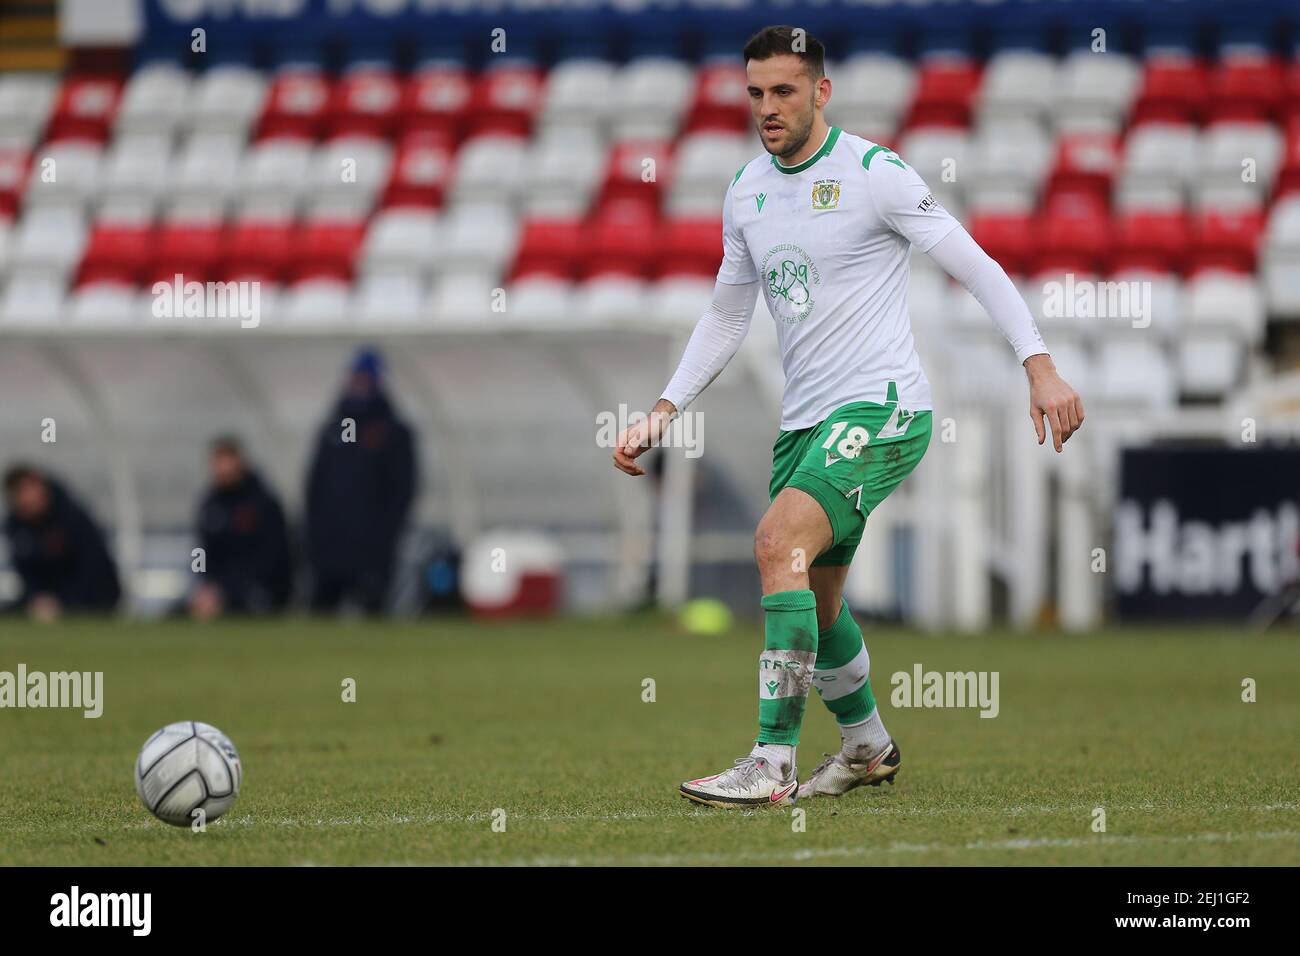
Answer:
[
  {"left": 283, "top": 278, "right": 351, "bottom": 327},
  {"left": 1122, "top": 123, "right": 1199, "bottom": 190},
  {"left": 508, "top": 276, "right": 576, "bottom": 325},
  {"left": 170, "top": 130, "right": 245, "bottom": 206},
  {"left": 68, "top": 282, "right": 143, "bottom": 326},
  {"left": 10, "top": 206, "right": 86, "bottom": 278},
  {"left": 185, "top": 65, "right": 267, "bottom": 137},
  {"left": 355, "top": 271, "right": 425, "bottom": 325},
  {"left": 24, "top": 140, "right": 102, "bottom": 213},
  {"left": 241, "top": 137, "right": 315, "bottom": 205},
  {"left": 666, "top": 131, "right": 752, "bottom": 218},
  {"left": 1056, "top": 51, "right": 1140, "bottom": 132},
  {"left": 1197, "top": 121, "right": 1283, "bottom": 194},
  {"left": 521, "top": 129, "right": 606, "bottom": 218},
  {"left": 436, "top": 203, "right": 517, "bottom": 277},
  {"left": 448, "top": 134, "right": 526, "bottom": 207},
  {"left": 1176, "top": 336, "right": 1244, "bottom": 399},
  {"left": 575, "top": 275, "right": 648, "bottom": 326},
  {"left": 99, "top": 132, "right": 172, "bottom": 207},
  {"left": 540, "top": 59, "right": 618, "bottom": 131},
  {"left": 1095, "top": 340, "right": 1177, "bottom": 407},
  {"left": 978, "top": 51, "right": 1059, "bottom": 123},
  {"left": 310, "top": 135, "right": 392, "bottom": 201},
  {"left": 362, "top": 208, "right": 440, "bottom": 275},
  {"left": 0, "top": 274, "right": 65, "bottom": 326},
  {"left": 428, "top": 273, "right": 496, "bottom": 327},
  {"left": 0, "top": 73, "right": 58, "bottom": 142},
  {"left": 610, "top": 58, "right": 694, "bottom": 142},
  {"left": 1186, "top": 271, "right": 1265, "bottom": 344},
  {"left": 116, "top": 63, "right": 191, "bottom": 136},
  {"left": 648, "top": 276, "right": 714, "bottom": 329},
  {"left": 831, "top": 54, "right": 916, "bottom": 126}
]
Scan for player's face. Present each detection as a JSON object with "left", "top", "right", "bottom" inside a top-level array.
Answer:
[{"left": 746, "top": 55, "right": 822, "bottom": 159}]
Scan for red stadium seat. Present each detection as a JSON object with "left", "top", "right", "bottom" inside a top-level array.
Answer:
[
  {"left": 1037, "top": 190, "right": 1110, "bottom": 274},
  {"left": 1131, "top": 56, "right": 1207, "bottom": 126},
  {"left": 77, "top": 223, "right": 153, "bottom": 286},
  {"left": 685, "top": 64, "right": 749, "bottom": 134},
  {"left": 510, "top": 218, "right": 584, "bottom": 280},
  {"left": 291, "top": 219, "right": 366, "bottom": 282},
  {"left": 328, "top": 67, "right": 401, "bottom": 139},
  {"left": 400, "top": 66, "right": 472, "bottom": 141},
  {"left": 464, "top": 66, "right": 542, "bottom": 140},
  {"left": 149, "top": 222, "right": 223, "bottom": 285},
  {"left": 0, "top": 148, "right": 29, "bottom": 218},
  {"left": 223, "top": 219, "right": 296, "bottom": 283},
  {"left": 1113, "top": 210, "right": 1189, "bottom": 273},
  {"left": 904, "top": 59, "right": 980, "bottom": 129},
  {"left": 44, "top": 74, "right": 122, "bottom": 144},
  {"left": 583, "top": 208, "right": 658, "bottom": 278},
  {"left": 257, "top": 68, "right": 331, "bottom": 140},
  {"left": 597, "top": 140, "right": 671, "bottom": 210},
  {"left": 969, "top": 213, "right": 1033, "bottom": 275},
  {"left": 656, "top": 219, "right": 723, "bottom": 277},
  {"left": 1207, "top": 54, "right": 1284, "bottom": 123},
  {"left": 1191, "top": 207, "right": 1264, "bottom": 273},
  {"left": 381, "top": 132, "right": 454, "bottom": 208},
  {"left": 1046, "top": 133, "right": 1120, "bottom": 207}
]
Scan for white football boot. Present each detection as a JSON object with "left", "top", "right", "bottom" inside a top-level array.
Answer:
[
  {"left": 797, "top": 739, "right": 901, "bottom": 799},
  {"left": 679, "top": 753, "right": 799, "bottom": 808}
]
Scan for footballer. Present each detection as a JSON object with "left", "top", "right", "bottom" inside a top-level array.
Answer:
[{"left": 613, "top": 25, "right": 1084, "bottom": 807}]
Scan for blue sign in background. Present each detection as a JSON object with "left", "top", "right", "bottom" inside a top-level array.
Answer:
[{"left": 139, "top": 0, "right": 1298, "bottom": 70}]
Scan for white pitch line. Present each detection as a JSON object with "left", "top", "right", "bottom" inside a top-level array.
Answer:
[
  {"left": 452, "top": 830, "right": 1300, "bottom": 867},
  {"left": 91, "top": 801, "right": 1300, "bottom": 832}
]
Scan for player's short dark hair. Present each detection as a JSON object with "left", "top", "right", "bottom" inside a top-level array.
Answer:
[
  {"left": 3, "top": 464, "right": 43, "bottom": 494},
  {"left": 742, "top": 25, "right": 826, "bottom": 80}
]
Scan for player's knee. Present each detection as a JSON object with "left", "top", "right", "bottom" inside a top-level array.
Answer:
[{"left": 753, "top": 526, "right": 788, "bottom": 572}]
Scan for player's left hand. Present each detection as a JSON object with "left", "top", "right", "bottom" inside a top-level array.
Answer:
[{"left": 1025, "top": 354, "right": 1084, "bottom": 453}]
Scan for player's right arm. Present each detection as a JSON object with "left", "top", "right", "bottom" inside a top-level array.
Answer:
[{"left": 614, "top": 175, "right": 761, "bottom": 477}]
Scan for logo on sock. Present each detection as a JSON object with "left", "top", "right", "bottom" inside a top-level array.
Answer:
[{"left": 765, "top": 680, "right": 779, "bottom": 696}]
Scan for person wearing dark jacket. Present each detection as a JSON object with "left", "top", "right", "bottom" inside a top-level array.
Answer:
[
  {"left": 3, "top": 465, "right": 121, "bottom": 620},
  {"left": 189, "top": 437, "right": 293, "bottom": 619},
  {"left": 305, "top": 349, "right": 417, "bottom": 614}
]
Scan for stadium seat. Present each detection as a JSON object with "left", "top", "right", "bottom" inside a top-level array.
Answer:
[
  {"left": 967, "top": 120, "right": 1051, "bottom": 211},
  {"left": 574, "top": 275, "right": 647, "bottom": 326},
  {"left": 282, "top": 277, "right": 351, "bottom": 326},
  {"left": 597, "top": 140, "right": 671, "bottom": 212},
  {"left": 149, "top": 220, "right": 223, "bottom": 284},
  {"left": 1207, "top": 52, "right": 1284, "bottom": 122},
  {"left": 361, "top": 208, "right": 439, "bottom": 276},
  {"left": 508, "top": 276, "right": 576, "bottom": 325},
  {"left": 98, "top": 132, "right": 171, "bottom": 209},
  {"left": 23, "top": 140, "right": 102, "bottom": 213},
  {"left": 1191, "top": 207, "right": 1265, "bottom": 273},
  {"left": 905, "top": 58, "right": 981, "bottom": 129},
  {"left": 1095, "top": 340, "right": 1177, "bottom": 407},
  {"left": 10, "top": 206, "right": 86, "bottom": 279},
  {"left": 327, "top": 66, "right": 401, "bottom": 140},
  {"left": 0, "top": 73, "right": 59, "bottom": 145},
  {"left": 447, "top": 134, "right": 526, "bottom": 208},
  {"left": 1197, "top": 121, "right": 1283, "bottom": 194},
  {"left": 1113, "top": 209, "right": 1190, "bottom": 273},
  {"left": 1121, "top": 122, "right": 1199, "bottom": 191},
  {"left": 428, "top": 273, "right": 496, "bottom": 327},
  {"left": 611, "top": 58, "right": 694, "bottom": 142},
  {"left": 656, "top": 219, "right": 722, "bottom": 278},
  {"left": 77, "top": 222, "right": 152, "bottom": 286},
  {"left": 510, "top": 218, "right": 584, "bottom": 280},
  {"left": 583, "top": 208, "right": 658, "bottom": 279},
  {"left": 831, "top": 53, "right": 915, "bottom": 130},
  {"left": 521, "top": 129, "right": 604, "bottom": 218},
  {"left": 969, "top": 212, "right": 1033, "bottom": 274},
  {"left": 291, "top": 219, "right": 366, "bottom": 282},
  {"left": 648, "top": 275, "right": 714, "bottom": 328},
  {"left": 0, "top": 273, "right": 65, "bottom": 325},
  {"left": 400, "top": 65, "right": 472, "bottom": 142},
  {"left": 665, "top": 132, "right": 750, "bottom": 218},
  {"left": 45, "top": 74, "right": 122, "bottom": 144},
  {"left": 223, "top": 217, "right": 296, "bottom": 283},
  {"left": 116, "top": 62, "right": 190, "bottom": 137},
  {"left": 185, "top": 64, "right": 266, "bottom": 137},
  {"left": 1186, "top": 271, "right": 1265, "bottom": 344},
  {"left": 382, "top": 132, "right": 454, "bottom": 208},
  {"left": 1175, "top": 336, "right": 1245, "bottom": 399},
  {"left": 436, "top": 203, "right": 517, "bottom": 278},
  {"left": 1056, "top": 51, "right": 1140, "bottom": 133},
  {"left": 68, "top": 281, "right": 142, "bottom": 326},
  {"left": 1038, "top": 192, "right": 1110, "bottom": 274},
  {"left": 0, "top": 148, "right": 30, "bottom": 218},
  {"left": 257, "top": 67, "right": 330, "bottom": 140},
  {"left": 240, "top": 137, "right": 315, "bottom": 208},
  {"left": 1132, "top": 54, "right": 1208, "bottom": 125},
  {"left": 169, "top": 131, "right": 243, "bottom": 207},
  {"left": 686, "top": 63, "right": 749, "bottom": 134},
  {"left": 978, "top": 51, "right": 1058, "bottom": 124},
  {"left": 540, "top": 59, "right": 617, "bottom": 134},
  {"left": 354, "top": 271, "right": 425, "bottom": 325},
  {"left": 465, "top": 65, "right": 543, "bottom": 140}
]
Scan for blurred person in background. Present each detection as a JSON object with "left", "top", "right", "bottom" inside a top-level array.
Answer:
[
  {"left": 2, "top": 465, "right": 121, "bottom": 620},
  {"left": 305, "top": 348, "right": 417, "bottom": 614},
  {"left": 189, "top": 436, "right": 294, "bottom": 620}
]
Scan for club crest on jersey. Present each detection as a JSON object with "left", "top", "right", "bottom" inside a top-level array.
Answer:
[
  {"left": 761, "top": 243, "right": 821, "bottom": 324},
  {"left": 811, "top": 179, "right": 841, "bottom": 211}
]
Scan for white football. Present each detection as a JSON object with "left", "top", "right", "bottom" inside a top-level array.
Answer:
[{"left": 135, "top": 721, "right": 242, "bottom": 827}]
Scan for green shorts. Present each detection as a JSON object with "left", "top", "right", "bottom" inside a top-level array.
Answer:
[{"left": 769, "top": 389, "right": 932, "bottom": 567}]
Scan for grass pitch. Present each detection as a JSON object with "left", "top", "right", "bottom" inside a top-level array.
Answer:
[{"left": 1, "top": 616, "right": 1297, "bottom": 866}]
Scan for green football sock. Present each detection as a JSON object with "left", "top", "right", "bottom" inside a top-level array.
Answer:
[
  {"left": 811, "top": 598, "right": 876, "bottom": 725},
  {"left": 756, "top": 588, "right": 819, "bottom": 746}
]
